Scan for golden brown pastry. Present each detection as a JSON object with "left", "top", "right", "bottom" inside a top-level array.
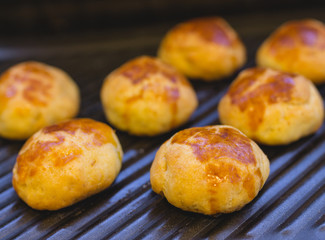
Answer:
[
  {"left": 218, "top": 67, "right": 324, "bottom": 145},
  {"left": 257, "top": 19, "right": 325, "bottom": 83},
  {"left": 0, "top": 61, "right": 80, "bottom": 140},
  {"left": 158, "top": 17, "right": 246, "bottom": 81},
  {"left": 150, "top": 125, "right": 269, "bottom": 215},
  {"left": 12, "top": 118, "right": 123, "bottom": 210},
  {"left": 100, "top": 56, "right": 198, "bottom": 136}
]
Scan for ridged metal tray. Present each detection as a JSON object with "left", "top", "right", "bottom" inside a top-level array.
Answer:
[{"left": 0, "top": 6, "right": 324, "bottom": 240}]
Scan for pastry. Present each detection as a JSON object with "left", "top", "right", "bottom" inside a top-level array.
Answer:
[
  {"left": 257, "top": 19, "right": 325, "bottom": 83},
  {"left": 12, "top": 118, "right": 123, "bottom": 210},
  {"left": 218, "top": 67, "right": 324, "bottom": 145},
  {"left": 158, "top": 17, "right": 246, "bottom": 81},
  {"left": 0, "top": 61, "right": 80, "bottom": 139},
  {"left": 100, "top": 56, "right": 198, "bottom": 136},
  {"left": 150, "top": 125, "right": 269, "bottom": 214}
]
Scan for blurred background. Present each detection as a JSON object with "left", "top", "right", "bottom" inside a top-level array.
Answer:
[
  {"left": 1, "top": 0, "right": 325, "bottom": 36},
  {"left": 0, "top": 0, "right": 324, "bottom": 66}
]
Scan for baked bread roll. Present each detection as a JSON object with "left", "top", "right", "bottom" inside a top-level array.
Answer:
[
  {"left": 158, "top": 17, "right": 246, "bottom": 81},
  {"left": 257, "top": 19, "right": 325, "bottom": 83},
  {"left": 100, "top": 56, "right": 198, "bottom": 136},
  {"left": 218, "top": 67, "right": 324, "bottom": 145},
  {"left": 12, "top": 118, "right": 123, "bottom": 210},
  {"left": 150, "top": 125, "right": 269, "bottom": 215},
  {"left": 0, "top": 61, "right": 80, "bottom": 140}
]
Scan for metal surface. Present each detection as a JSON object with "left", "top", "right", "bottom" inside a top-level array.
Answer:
[{"left": 0, "top": 6, "right": 325, "bottom": 240}]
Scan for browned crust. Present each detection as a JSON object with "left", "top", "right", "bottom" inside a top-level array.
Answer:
[
  {"left": 170, "top": 17, "right": 240, "bottom": 46},
  {"left": 0, "top": 62, "right": 54, "bottom": 108},
  {"left": 171, "top": 126, "right": 256, "bottom": 165},
  {"left": 227, "top": 68, "right": 308, "bottom": 131},
  {"left": 15, "top": 118, "right": 117, "bottom": 182}
]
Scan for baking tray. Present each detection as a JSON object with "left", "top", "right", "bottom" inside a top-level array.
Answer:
[{"left": 0, "top": 4, "right": 325, "bottom": 240}]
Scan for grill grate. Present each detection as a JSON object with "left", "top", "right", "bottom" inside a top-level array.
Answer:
[{"left": 0, "top": 7, "right": 325, "bottom": 240}]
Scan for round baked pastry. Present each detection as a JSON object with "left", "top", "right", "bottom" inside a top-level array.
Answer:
[
  {"left": 12, "top": 118, "right": 123, "bottom": 210},
  {"left": 218, "top": 67, "right": 324, "bottom": 145},
  {"left": 0, "top": 61, "right": 80, "bottom": 140},
  {"left": 257, "top": 19, "right": 325, "bottom": 83},
  {"left": 100, "top": 56, "right": 198, "bottom": 136},
  {"left": 150, "top": 125, "right": 269, "bottom": 215},
  {"left": 158, "top": 17, "right": 246, "bottom": 81}
]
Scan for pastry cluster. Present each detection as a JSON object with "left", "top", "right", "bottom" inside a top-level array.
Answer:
[{"left": 8, "top": 17, "right": 325, "bottom": 214}]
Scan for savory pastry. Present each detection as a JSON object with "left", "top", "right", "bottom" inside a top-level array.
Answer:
[
  {"left": 150, "top": 125, "right": 269, "bottom": 215},
  {"left": 0, "top": 61, "right": 80, "bottom": 140},
  {"left": 158, "top": 17, "right": 246, "bottom": 81},
  {"left": 218, "top": 67, "right": 324, "bottom": 145},
  {"left": 257, "top": 19, "right": 325, "bottom": 83},
  {"left": 12, "top": 118, "right": 123, "bottom": 210},
  {"left": 100, "top": 56, "right": 198, "bottom": 136}
]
